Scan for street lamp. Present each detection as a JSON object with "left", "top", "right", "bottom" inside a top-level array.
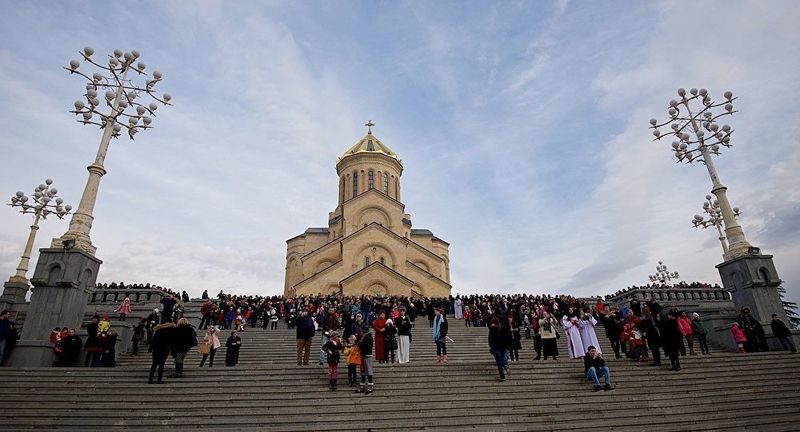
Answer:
[
  {"left": 6, "top": 179, "right": 71, "bottom": 284},
  {"left": 55, "top": 47, "right": 171, "bottom": 255},
  {"left": 649, "top": 88, "right": 751, "bottom": 261},
  {"left": 649, "top": 260, "right": 680, "bottom": 285},
  {"left": 692, "top": 194, "right": 741, "bottom": 257}
]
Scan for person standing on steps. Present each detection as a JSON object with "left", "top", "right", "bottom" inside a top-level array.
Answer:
[
  {"left": 295, "top": 310, "right": 315, "bottom": 366},
  {"left": 433, "top": 307, "right": 449, "bottom": 363},
  {"left": 323, "top": 331, "right": 342, "bottom": 391},
  {"left": 691, "top": 313, "right": 711, "bottom": 355},
  {"left": 603, "top": 310, "right": 624, "bottom": 359},
  {"left": 225, "top": 330, "right": 242, "bottom": 366},
  {"left": 771, "top": 314, "right": 797, "bottom": 353},
  {"left": 507, "top": 313, "right": 521, "bottom": 362},
  {"left": 397, "top": 309, "right": 412, "bottom": 364},
  {"left": 115, "top": 297, "right": 132, "bottom": 322},
  {"left": 344, "top": 335, "right": 361, "bottom": 386},
  {"left": 677, "top": 311, "right": 696, "bottom": 355},
  {"left": 641, "top": 308, "right": 662, "bottom": 366},
  {"left": 539, "top": 312, "right": 558, "bottom": 360},
  {"left": 731, "top": 322, "right": 747, "bottom": 353},
  {"left": 661, "top": 312, "right": 683, "bottom": 370},
  {"left": 149, "top": 321, "right": 175, "bottom": 384},
  {"left": 372, "top": 311, "right": 388, "bottom": 364},
  {"left": 198, "top": 326, "right": 221, "bottom": 367},
  {"left": 584, "top": 346, "right": 612, "bottom": 392},
  {"left": 356, "top": 328, "right": 375, "bottom": 394},
  {"left": 531, "top": 313, "right": 542, "bottom": 360},
  {"left": 320, "top": 306, "right": 339, "bottom": 365},
  {"left": 454, "top": 296, "right": 463, "bottom": 320},
  {"left": 577, "top": 310, "right": 601, "bottom": 356},
  {"left": 562, "top": 310, "right": 584, "bottom": 360}
]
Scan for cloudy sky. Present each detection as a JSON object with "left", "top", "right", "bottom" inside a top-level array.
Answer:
[{"left": 0, "top": 1, "right": 798, "bottom": 304}]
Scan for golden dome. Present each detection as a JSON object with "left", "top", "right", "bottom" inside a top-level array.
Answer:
[{"left": 339, "top": 121, "right": 401, "bottom": 162}]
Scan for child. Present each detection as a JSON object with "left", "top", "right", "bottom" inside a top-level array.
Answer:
[
  {"left": 631, "top": 327, "right": 647, "bottom": 362},
  {"left": 322, "top": 331, "right": 342, "bottom": 390},
  {"left": 384, "top": 319, "right": 398, "bottom": 364},
  {"left": 731, "top": 322, "right": 747, "bottom": 353},
  {"left": 343, "top": 335, "right": 361, "bottom": 386},
  {"left": 356, "top": 329, "right": 375, "bottom": 394}
]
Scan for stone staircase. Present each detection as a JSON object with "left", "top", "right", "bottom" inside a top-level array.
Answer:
[{"left": 1, "top": 315, "right": 799, "bottom": 431}]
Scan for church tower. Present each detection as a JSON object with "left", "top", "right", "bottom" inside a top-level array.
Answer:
[{"left": 284, "top": 121, "right": 452, "bottom": 298}]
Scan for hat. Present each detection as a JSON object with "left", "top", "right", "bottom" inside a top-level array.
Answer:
[
  {"left": 692, "top": 313, "right": 700, "bottom": 320},
  {"left": 329, "top": 331, "right": 339, "bottom": 339},
  {"left": 386, "top": 319, "right": 393, "bottom": 326},
  {"left": 153, "top": 308, "right": 159, "bottom": 313}
]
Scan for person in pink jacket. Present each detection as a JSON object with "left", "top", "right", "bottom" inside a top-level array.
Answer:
[
  {"left": 115, "top": 298, "right": 132, "bottom": 321},
  {"left": 677, "top": 311, "right": 696, "bottom": 355},
  {"left": 731, "top": 322, "right": 747, "bottom": 353}
]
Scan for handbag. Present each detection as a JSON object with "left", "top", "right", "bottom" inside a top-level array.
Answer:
[{"left": 197, "top": 341, "right": 210, "bottom": 354}]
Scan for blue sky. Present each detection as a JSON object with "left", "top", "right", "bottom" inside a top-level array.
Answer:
[{"left": 1, "top": 0, "right": 798, "bottom": 304}]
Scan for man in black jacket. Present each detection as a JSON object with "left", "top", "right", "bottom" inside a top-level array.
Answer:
[
  {"left": 295, "top": 311, "right": 315, "bottom": 366},
  {"left": 661, "top": 312, "right": 683, "bottom": 371},
  {"left": 603, "top": 311, "right": 623, "bottom": 359},
  {"left": 584, "top": 345, "right": 612, "bottom": 391},
  {"left": 771, "top": 314, "right": 796, "bottom": 352}
]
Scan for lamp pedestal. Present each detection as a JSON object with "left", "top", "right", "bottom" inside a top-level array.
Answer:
[
  {"left": 716, "top": 251, "right": 784, "bottom": 324},
  {"left": 8, "top": 247, "right": 101, "bottom": 367}
]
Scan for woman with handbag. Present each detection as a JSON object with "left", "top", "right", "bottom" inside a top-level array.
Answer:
[{"left": 198, "top": 326, "right": 221, "bottom": 367}]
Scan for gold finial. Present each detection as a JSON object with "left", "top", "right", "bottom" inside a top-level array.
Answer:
[{"left": 365, "top": 119, "right": 375, "bottom": 134}]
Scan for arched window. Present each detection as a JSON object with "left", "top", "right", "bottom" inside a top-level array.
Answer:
[
  {"left": 368, "top": 170, "right": 375, "bottom": 189},
  {"left": 365, "top": 256, "right": 371, "bottom": 267},
  {"left": 353, "top": 172, "right": 359, "bottom": 197},
  {"left": 383, "top": 173, "right": 389, "bottom": 194}
]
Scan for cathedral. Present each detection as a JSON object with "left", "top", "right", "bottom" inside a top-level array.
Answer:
[{"left": 284, "top": 122, "right": 452, "bottom": 298}]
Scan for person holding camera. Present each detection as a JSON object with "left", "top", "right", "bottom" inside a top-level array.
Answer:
[{"left": 584, "top": 345, "right": 612, "bottom": 392}]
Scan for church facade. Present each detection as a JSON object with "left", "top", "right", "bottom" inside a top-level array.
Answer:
[{"left": 284, "top": 123, "right": 452, "bottom": 298}]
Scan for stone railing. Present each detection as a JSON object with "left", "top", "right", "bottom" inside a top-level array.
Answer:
[
  {"left": 88, "top": 288, "right": 168, "bottom": 305},
  {"left": 606, "top": 286, "right": 732, "bottom": 307}
]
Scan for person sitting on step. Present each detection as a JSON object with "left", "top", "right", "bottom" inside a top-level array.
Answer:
[{"left": 584, "top": 345, "right": 612, "bottom": 392}]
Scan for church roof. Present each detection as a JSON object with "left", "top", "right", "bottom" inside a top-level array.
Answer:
[{"left": 339, "top": 131, "right": 401, "bottom": 162}]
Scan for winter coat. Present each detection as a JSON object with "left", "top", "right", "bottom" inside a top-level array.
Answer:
[
  {"left": 691, "top": 319, "right": 708, "bottom": 336},
  {"left": 731, "top": 324, "right": 747, "bottom": 343},
  {"left": 115, "top": 300, "right": 132, "bottom": 315},
  {"left": 295, "top": 315, "right": 316, "bottom": 340},
  {"left": 322, "top": 339, "right": 342, "bottom": 364},
  {"left": 172, "top": 324, "right": 197, "bottom": 352},
  {"left": 358, "top": 332, "right": 374, "bottom": 357},
  {"left": 150, "top": 322, "right": 176, "bottom": 357},
  {"left": 488, "top": 325, "right": 511, "bottom": 350},
  {"left": 677, "top": 316, "right": 693, "bottom": 337},
  {"left": 771, "top": 319, "right": 792, "bottom": 338}
]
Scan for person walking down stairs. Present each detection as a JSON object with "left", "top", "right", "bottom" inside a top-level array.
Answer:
[
  {"left": 148, "top": 321, "right": 175, "bottom": 384},
  {"left": 356, "top": 328, "right": 375, "bottom": 395},
  {"left": 198, "top": 326, "right": 221, "bottom": 367},
  {"left": 433, "top": 307, "right": 449, "bottom": 363},
  {"left": 488, "top": 317, "right": 511, "bottom": 382},
  {"left": 225, "top": 331, "right": 242, "bottom": 366}
]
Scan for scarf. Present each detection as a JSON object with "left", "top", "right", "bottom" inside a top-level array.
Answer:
[{"left": 433, "top": 315, "right": 443, "bottom": 341}]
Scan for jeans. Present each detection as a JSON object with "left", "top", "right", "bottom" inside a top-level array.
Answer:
[
  {"left": 491, "top": 347, "right": 508, "bottom": 379},
  {"left": 319, "top": 334, "right": 330, "bottom": 363},
  {"left": 436, "top": 341, "right": 447, "bottom": 356},
  {"left": 586, "top": 366, "right": 611, "bottom": 387},
  {"left": 697, "top": 334, "right": 710, "bottom": 354}
]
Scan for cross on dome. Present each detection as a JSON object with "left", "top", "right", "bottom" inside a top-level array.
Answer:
[{"left": 365, "top": 119, "right": 375, "bottom": 134}]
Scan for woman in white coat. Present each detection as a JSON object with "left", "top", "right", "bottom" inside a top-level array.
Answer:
[
  {"left": 454, "top": 297, "right": 463, "bottom": 320},
  {"left": 199, "top": 326, "right": 222, "bottom": 367}
]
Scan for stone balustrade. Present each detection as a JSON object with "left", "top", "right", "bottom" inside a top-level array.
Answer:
[
  {"left": 606, "top": 286, "right": 732, "bottom": 307},
  {"left": 87, "top": 288, "right": 168, "bottom": 305}
]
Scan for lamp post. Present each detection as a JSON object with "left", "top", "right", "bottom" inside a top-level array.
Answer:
[
  {"left": 54, "top": 47, "right": 171, "bottom": 255},
  {"left": 649, "top": 260, "right": 680, "bottom": 286},
  {"left": 648, "top": 88, "right": 786, "bottom": 329},
  {"left": 6, "top": 180, "right": 72, "bottom": 284},
  {"left": 692, "top": 195, "right": 741, "bottom": 257},
  {"left": 649, "top": 88, "right": 750, "bottom": 261},
  {"left": 6, "top": 47, "right": 172, "bottom": 366}
]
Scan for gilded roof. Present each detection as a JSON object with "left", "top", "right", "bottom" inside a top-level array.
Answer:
[{"left": 339, "top": 132, "right": 401, "bottom": 163}]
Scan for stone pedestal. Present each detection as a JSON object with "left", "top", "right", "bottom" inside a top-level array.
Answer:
[
  {"left": 1, "top": 278, "right": 29, "bottom": 306},
  {"left": 716, "top": 252, "right": 785, "bottom": 324},
  {"left": 9, "top": 247, "right": 101, "bottom": 367}
]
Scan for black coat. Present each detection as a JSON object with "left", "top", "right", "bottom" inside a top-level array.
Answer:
[
  {"left": 358, "top": 332, "right": 374, "bottom": 357},
  {"left": 659, "top": 318, "right": 682, "bottom": 353},
  {"left": 225, "top": 335, "right": 241, "bottom": 366},
  {"left": 150, "top": 323, "right": 176, "bottom": 357},
  {"left": 172, "top": 324, "right": 197, "bottom": 352},
  {"left": 772, "top": 319, "right": 792, "bottom": 338},
  {"left": 488, "top": 325, "right": 511, "bottom": 350}
]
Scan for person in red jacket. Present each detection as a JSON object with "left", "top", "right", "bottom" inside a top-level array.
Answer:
[
  {"left": 677, "top": 311, "right": 696, "bottom": 355},
  {"left": 731, "top": 322, "right": 747, "bottom": 353}
]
